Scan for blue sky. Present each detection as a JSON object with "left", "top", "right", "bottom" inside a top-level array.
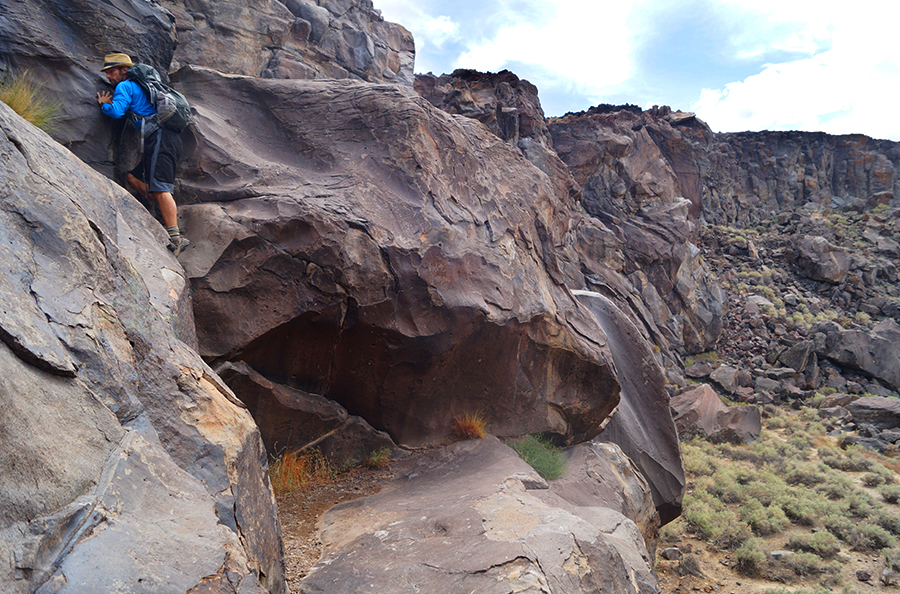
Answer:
[{"left": 374, "top": 0, "right": 900, "bottom": 141}]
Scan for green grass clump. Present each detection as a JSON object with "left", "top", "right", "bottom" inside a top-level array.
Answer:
[
  {"left": 363, "top": 447, "right": 392, "bottom": 469},
  {"left": 0, "top": 69, "right": 61, "bottom": 132},
  {"left": 510, "top": 434, "right": 566, "bottom": 480}
]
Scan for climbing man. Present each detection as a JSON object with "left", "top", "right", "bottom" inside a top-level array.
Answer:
[{"left": 97, "top": 52, "right": 189, "bottom": 255}]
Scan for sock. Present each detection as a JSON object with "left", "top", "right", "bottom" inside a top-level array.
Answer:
[{"left": 166, "top": 225, "right": 181, "bottom": 241}]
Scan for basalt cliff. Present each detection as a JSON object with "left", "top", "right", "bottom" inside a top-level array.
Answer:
[{"left": 1, "top": 1, "right": 899, "bottom": 593}]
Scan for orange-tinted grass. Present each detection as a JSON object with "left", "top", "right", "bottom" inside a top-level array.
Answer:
[
  {"left": 269, "top": 449, "right": 334, "bottom": 496},
  {"left": 451, "top": 412, "right": 487, "bottom": 440}
]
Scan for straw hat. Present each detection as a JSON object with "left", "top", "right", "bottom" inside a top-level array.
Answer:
[{"left": 101, "top": 53, "right": 134, "bottom": 71}]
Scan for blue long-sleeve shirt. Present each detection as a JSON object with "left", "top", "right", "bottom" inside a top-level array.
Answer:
[{"left": 101, "top": 80, "right": 154, "bottom": 129}]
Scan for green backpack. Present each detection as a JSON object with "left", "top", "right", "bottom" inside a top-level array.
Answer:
[{"left": 126, "top": 63, "right": 192, "bottom": 133}]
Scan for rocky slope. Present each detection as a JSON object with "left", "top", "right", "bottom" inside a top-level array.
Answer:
[
  {"left": 0, "top": 101, "right": 285, "bottom": 593},
  {"left": 3, "top": 0, "right": 900, "bottom": 592}
]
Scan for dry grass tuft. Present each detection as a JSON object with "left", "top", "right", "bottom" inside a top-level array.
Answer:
[
  {"left": 452, "top": 412, "right": 487, "bottom": 439},
  {"left": 0, "top": 70, "right": 61, "bottom": 132},
  {"left": 269, "top": 449, "right": 334, "bottom": 497}
]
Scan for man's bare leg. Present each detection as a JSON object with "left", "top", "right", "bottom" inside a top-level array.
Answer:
[
  {"left": 151, "top": 191, "right": 178, "bottom": 228},
  {"left": 127, "top": 174, "right": 188, "bottom": 254}
]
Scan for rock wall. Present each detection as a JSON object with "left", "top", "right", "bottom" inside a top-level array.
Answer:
[
  {"left": 548, "top": 105, "right": 900, "bottom": 226},
  {"left": 163, "top": 0, "right": 415, "bottom": 85},
  {"left": 0, "top": 103, "right": 286, "bottom": 593}
]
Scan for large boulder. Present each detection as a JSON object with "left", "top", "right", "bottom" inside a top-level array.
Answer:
[
  {"left": 549, "top": 105, "right": 713, "bottom": 220},
  {"left": 0, "top": 101, "right": 285, "bottom": 592},
  {"left": 215, "top": 361, "right": 396, "bottom": 465},
  {"left": 573, "top": 291, "right": 685, "bottom": 525},
  {"left": 847, "top": 397, "right": 900, "bottom": 432},
  {"left": 814, "top": 319, "right": 900, "bottom": 391},
  {"left": 789, "top": 235, "right": 852, "bottom": 283},
  {"left": 301, "top": 436, "right": 659, "bottom": 594},
  {"left": 670, "top": 384, "right": 762, "bottom": 444},
  {"left": 174, "top": 67, "right": 620, "bottom": 448}
]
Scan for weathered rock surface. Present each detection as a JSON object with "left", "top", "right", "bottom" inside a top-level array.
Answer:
[
  {"left": 0, "top": 101, "right": 285, "bottom": 592},
  {"left": 549, "top": 105, "right": 713, "bottom": 220},
  {"left": 549, "top": 106, "right": 900, "bottom": 227},
  {"left": 174, "top": 66, "right": 620, "bottom": 447},
  {"left": 846, "top": 397, "right": 900, "bottom": 431},
  {"left": 163, "top": 0, "right": 415, "bottom": 85},
  {"left": 302, "top": 436, "right": 659, "bottom": 594},
  {"left": 415, "top": 69, "right": 552, "bottom": 148},
  {"left": 670, "top": 384, "right": 762, "bottom": 444},
  {"left": 574, "top": 291, "right": 685, "bottom": 525},
  {"left": 814, "top": 319, "right": 900, "bottom": 391},
  {"left": 216, "top": 361, "right": 396, "bottom": 465},
  {"left": 789, "top": 235, "right": 852, "bottom": 283}
]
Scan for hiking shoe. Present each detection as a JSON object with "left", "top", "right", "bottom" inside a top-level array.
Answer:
[{"left": 167, "top": 236, "right": 190, "bottom": 256}]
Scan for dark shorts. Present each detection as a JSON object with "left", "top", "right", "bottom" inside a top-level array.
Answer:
[{"left": 130, "top": 127, "right": 183, "bottom": 193}]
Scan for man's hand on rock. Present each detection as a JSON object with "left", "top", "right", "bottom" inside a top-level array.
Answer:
[{"left": 97, "top": 91, "right": 112, "bottom": 106}]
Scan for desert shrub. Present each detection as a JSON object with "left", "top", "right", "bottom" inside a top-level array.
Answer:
[
  {"left": 780, "top": 551, "right": 828, "bottom": 576},
  {"left": 787, "top": 531, "right": 841, "bottom": 559},
  {"left": 682, "top": 441, "right": 718, "bottom": 476},
  {"left": 741, "top": 499, "right": 790, "bottom": 535},
  {"left": 510, "top": 435, "right": 566, "bottom": 480},
  {"left": 774, "top": 490, "right": 824, "bottom": 526},
  {"left": 269, "top": 448, "right": 333, "bottom": 496},
  {"left": 0, "top": 69, "right": 61, "bottom": 132},
  {"left": 826, "top": 514, "right": 896, "bottom": 550},
  {"left": 879, "top": 484, "right": 900, "bottom": 504},
  {"left": 735, "top": 538, "right": 767, "bottom": 575},
  {"left": 711, "top": 464, "right": 756, "bottom": 503},
  {"left": 363, "top": 447, "right": 392, "bottom": 469},
  {"left": 451, "top": 412, "right": 487, "bottom": 439},
  {"left": 872, "top": 510, "right": 900, "bottom": 536},
  {"left": 883, "top": 547, "right": 900, "bottom": 572},
  {"left": 683, "top": 494, "right": 751, "bottom": 547},
  {"left": 673, "top": 553, "right": 704, "bottom": 577},
  {"left": 784, "top": 461, "right": 829, "bottom": 486},
  {"left": 869, "top": 463, "right": 896, "bottom": 484},
  {"left": 862, "top": 472, "right": 888, "bottom": 487},
  {"left": 841, "top": 490, "right": 875, "bottom": 519},
  {"left": 815, "top": 475, "right": 856, "bottom": 501}
]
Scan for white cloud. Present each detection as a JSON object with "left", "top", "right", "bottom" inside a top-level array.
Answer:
[
  {"left": 454, "top": 0, "right": 638, "bottom": 103},
  {"left": 693, "top": 5, "right": 900, "bottom": 140}
]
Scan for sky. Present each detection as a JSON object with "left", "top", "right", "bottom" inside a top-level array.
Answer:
[{"left": 373, "top": 0, "right": 900, "bottom": 141}]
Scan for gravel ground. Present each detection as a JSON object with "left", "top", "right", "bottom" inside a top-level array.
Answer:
[{"left": 277, "top": 466, "right": 392, "bottom": 593}]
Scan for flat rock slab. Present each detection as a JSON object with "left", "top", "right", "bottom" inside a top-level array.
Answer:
[{"left": 301, "top": 436, "right": 658, "bottom": 594}]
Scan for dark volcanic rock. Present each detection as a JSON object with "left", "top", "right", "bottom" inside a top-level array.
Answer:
[
  {"left": 216, "top": 361, "right": 396, "bottom": 466},
  {"left": 847, "top": 397, "right": 900, "bottom": 431},
  {"left": 175, "top": 67, "right": 620, "bottom": 448},
  {"left": 0, "top": 103, "right": 285, "bottom": 593},
  {"left": 814, "top": 320, "right": 900, "bottom": 390},
  {"left": 415, "top": 69, "right": 552, "bottom": 147},
  {"left": 574, "top": 291, "right": 685, "bottom": 525},
  {"left": 163, "top": 0, "right": 414, "bottom": 85},
  {"left": 670, "top": 384, "right": 762, "bottom": 444},
  {"left": 789, "top": 235, "right": 852, "bottom": 283},
  {"left": 302, "top": 436, "right": 659, "bottom": 594},
  {"left": 550, "top": 106, "right": 713, "bottom": 219}
]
